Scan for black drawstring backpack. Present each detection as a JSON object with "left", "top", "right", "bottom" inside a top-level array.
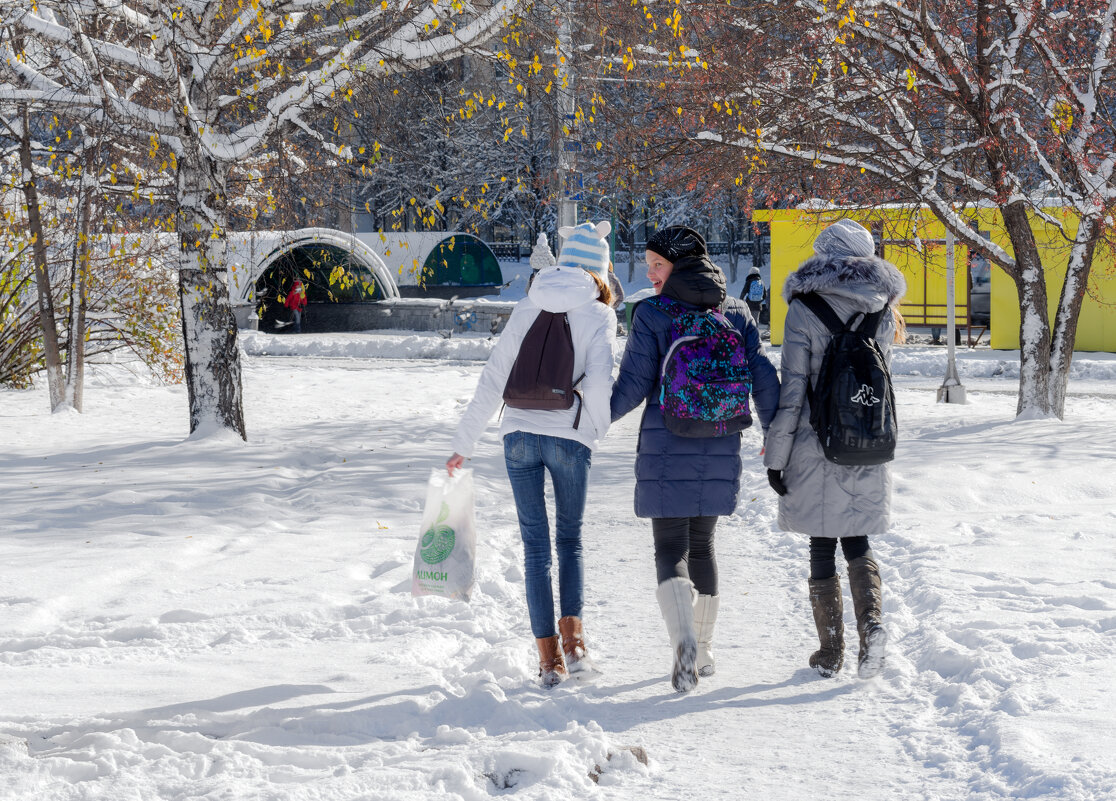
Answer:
[
  {"left": 800, "top": 292, "right": 897, "bottom": 465},
  {"left": 502, "top": 310, "right": 585, "bottom": 428}
]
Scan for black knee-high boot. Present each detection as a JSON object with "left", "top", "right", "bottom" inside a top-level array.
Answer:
[
  {"left": 807, "top": 575, "right": 844, "bottom": 677},
  {"left": 847, "top": 556, "right": 887, "bottom": 678}
]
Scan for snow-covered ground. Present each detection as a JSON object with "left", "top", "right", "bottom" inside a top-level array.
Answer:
[{"left": 2, "top": 333, "right": 1115, "bottom": 801}]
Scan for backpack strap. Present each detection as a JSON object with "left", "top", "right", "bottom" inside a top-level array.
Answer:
[
  {"left": 857, "top": 308, "right": 887, "bottom": 337},
  {"left": 647, "top": 294, "right": 729, "bottom": 323},
  {"left": 798, "top": 292, "right": 846, "bottom": 334},
  {"left": 572, "top": 372, "right": 585, "bottom": 429},
  {"left": 644, "top": 295, "right": 686, "bottom": 318},
  {"left": 800, "top": 292, "right": 890, "bottom": 338}
]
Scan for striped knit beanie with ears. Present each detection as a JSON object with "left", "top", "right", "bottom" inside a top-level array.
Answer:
[{"left": 556, "top": 221, "right": 612, "bottom": 280}]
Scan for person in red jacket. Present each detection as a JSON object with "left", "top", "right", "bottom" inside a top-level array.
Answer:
[{"left": 284, "top": 279, "right": 307, "bottom": 333}]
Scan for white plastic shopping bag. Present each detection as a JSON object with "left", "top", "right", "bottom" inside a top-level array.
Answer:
[{"left": 411, "top": 467, "right": 477, "bottom": 601}]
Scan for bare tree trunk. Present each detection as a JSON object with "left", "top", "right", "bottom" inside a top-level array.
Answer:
[
  {"left": 19, "top": 104, "right": 65, "bottom": 411},
  {"left": 62, "top": 141, "right": 96, "bottom": 413},
  {"left": 627, "top": 211, "right": 636, "bottom": 281},
  {"left": 1001, "top": 201, "right": 1052, "bottom": 418},
  {"left": 177, "top": 150, "right": 246, "bottom": 440},
  {"left": 726, "top": 193, "right": 738, "bottom": 283},
  {"left": 1046, "top": 214, "right": 1099, "bottom": 419}
]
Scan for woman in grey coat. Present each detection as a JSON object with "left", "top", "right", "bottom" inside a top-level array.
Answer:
[{"left": 763, "top": 219, "right": 906, "bottom": 679}]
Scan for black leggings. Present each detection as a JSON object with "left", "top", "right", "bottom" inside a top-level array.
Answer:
[
  {"left": 810, "top": 536, "right": 872, "bottom": 580},
  {"left": 652, "top": 516, "right": 718, "bottom": 595}
]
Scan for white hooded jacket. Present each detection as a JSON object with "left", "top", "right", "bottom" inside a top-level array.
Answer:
[{"left": 450, "top": 266, "right": 617, "bottom": 457}]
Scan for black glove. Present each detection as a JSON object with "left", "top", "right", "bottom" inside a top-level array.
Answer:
[{"left": 767, "top": 468, "right": 788, "bottom": 497}]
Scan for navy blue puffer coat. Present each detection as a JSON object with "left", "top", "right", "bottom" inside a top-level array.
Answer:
[{"left": 610, "top": 256, "right": 780, "bottom": 518}]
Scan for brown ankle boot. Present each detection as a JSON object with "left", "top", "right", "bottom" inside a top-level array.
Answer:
[
  {"left": 536, "top": 635, "right": 569, "bottom": 687},
  {"left": 808, "top": 575, "right": 845, "bottom": 677},
  {"left": 558, "top": 616, "right": 589, "bottom": 673}
]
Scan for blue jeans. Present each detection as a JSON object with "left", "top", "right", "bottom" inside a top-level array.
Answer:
[{"left": 503, "top": 431, "right": 591, "bottom": 639}]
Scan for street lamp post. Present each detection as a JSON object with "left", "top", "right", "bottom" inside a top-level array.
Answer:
[
  {"left": 937, "top": 223, "right": 967, "bottom": 403},
  {"left": 937, "top": 108, "right": 966, "bottom": 404},
  {"left": 555, "top": 1, "right": 578, "bottom": 241}
]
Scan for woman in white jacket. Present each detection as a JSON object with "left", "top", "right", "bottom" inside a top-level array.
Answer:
[{"left": 447, "top": 222, "right": 617, "bottom": 687}]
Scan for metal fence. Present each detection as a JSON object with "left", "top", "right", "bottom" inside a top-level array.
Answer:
[
  {"left": 488, "top": 238, "right": 766, "bottom": 261},
  {"left": 488, "top": 242, "right": 526, "bottom": 260}
]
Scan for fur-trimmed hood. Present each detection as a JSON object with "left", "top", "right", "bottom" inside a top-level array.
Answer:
[{"left": 782, "top": 253, "right": 906, "bottom": 307}]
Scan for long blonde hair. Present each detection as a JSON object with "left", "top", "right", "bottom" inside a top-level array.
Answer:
[{"left": 892, "top": 306, "right": 907, "bottom": 344}]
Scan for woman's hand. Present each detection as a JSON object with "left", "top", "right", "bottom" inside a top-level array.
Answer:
[
  {"left": 446, "top": 453, "right": 465, "bottom": 476},
  {"left": 767, "top": 468, "right": 788, "bottom": 497}
]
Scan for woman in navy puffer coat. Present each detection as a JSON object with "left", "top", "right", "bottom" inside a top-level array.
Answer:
[{"left": 610, "top": 226, "right": 779, "bottom": 692}]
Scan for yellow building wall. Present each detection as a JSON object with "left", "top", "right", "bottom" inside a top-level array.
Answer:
[
  {"left": 754, "top": 206, "right": 1116, "bottom": 352},
  {"left": 984, "top": 209, "right": 1116, "bottom": 351}
]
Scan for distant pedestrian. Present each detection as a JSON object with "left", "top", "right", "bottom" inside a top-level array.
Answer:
[
  {"left": 607, "top": 261, "right": 626, "bottom": 335},
  {"left": 741, "top": 267, "right": 766, "bottom": 321},
  {"left": 763, "top": 219, "right": 906, "bottom": 680},
  {"left": 284, "top": 279, "right": 307, "bottom": 333},
  {"left": 527, "top": 231, "right": 556, "bottom": 288},
  {"left": 610, "top": 226, "right": 780, "bottom": 692}
]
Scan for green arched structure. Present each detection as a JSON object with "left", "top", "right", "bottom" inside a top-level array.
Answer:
[
  {"left": 419, "top": 234, "right": 502, "bottom": 288},
  {"left": 370, "top": 232, "right": 503, "bottom": 298}
]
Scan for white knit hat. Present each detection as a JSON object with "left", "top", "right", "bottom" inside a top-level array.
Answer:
[
  {"left": 556, "top": 221, "right": 612, "bottom": 280},
  {"left": 813, "top": 219, "right": 875, "bottom": 259},
  {"left": 528, "top": 232, "right": 556, "bottom": 273}
]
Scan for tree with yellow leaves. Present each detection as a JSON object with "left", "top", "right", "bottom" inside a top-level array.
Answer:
[{"left": 1, "top": 0, "right": 523, "bottom": 438}]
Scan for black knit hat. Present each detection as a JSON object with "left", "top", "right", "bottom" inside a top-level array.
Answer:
[{"left": 645, "top": 226, "right": 707, "bottom": 264}]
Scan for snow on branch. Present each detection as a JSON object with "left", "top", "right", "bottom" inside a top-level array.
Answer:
[
  {"left": 360, "top": 0, "right": 522, "bottom": 73},
  {"left": 3, "top": 0, "right": 525, "bottom": 166}
]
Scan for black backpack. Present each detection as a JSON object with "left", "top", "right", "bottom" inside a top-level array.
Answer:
[
  {"left": 502, "top": 310, "right": 584, "bottom": 427},
  {"left": 800, "top": 292, "right": 897, "bottom": 466}
]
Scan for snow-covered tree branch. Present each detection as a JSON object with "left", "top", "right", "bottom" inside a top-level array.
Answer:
[
  {"left": 1, "top": 0, "right": 524, "bottom": 437},
  {"left": 621, "top": 0, "right": 1116, "bottom": 419}
]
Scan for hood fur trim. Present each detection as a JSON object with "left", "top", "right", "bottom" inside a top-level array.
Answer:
[{"left": 783, "top": 254, "right": 906, "bottom": 305}]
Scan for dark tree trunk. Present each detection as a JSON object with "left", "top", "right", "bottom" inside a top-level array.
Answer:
[
  {"left": 19, "top": 103, "right": 65, "bottom": 411},
  {"left": 1046, "top": 214, "right": 1099, "bottom": 418},
  {"left": 1000, "top": 201, "right": 1052, "bottom": 417}
]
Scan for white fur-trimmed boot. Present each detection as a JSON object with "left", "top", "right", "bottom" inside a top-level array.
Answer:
[
  {"left": 656, "top": 577, "right": 698, "bottom": 692},
  {"left": 693, "top": 594, "right": 720, "bottom": 677}
]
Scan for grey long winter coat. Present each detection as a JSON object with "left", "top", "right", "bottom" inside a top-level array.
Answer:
[{"left": 763, "top": 253, "right": 906, "bottom": 539}]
